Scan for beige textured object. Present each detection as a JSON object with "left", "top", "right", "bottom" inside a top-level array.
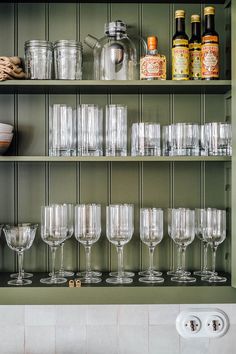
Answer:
[{"left": 0, "top": 56, "right": 26, "bottom": 81}]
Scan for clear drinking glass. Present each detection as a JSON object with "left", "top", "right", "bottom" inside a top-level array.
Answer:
[
  {"left": 184, "top": 123, "right": 200, "bottom": 156},
  {"left": 56, "top": 204, "right": 74, "bottom": 277},
  {"left": 202, "top": 208, "right": 227, "bottom": 282},
  {"left": 105, "top": 105, "right": 127, "bottom": 156},
  {"left": 131, "top": 123, "right": 161, "bottom": 156},
  {"left": 169, "top": 208, "right": 196, "bottom": 283},
  {"left": 106, "top": 204, "right": 134, "bottom": 284},
  {"left": 139, "top": 208, "right": 164, "bottom": 283},
  {"left": 40, "top": 204, "right": 68, "bottom": 284},
  {"left": 54, "top": 40, "right": 82, "bottom": 80},
  {"left": 194, "top": 208, "right": 213, "bottom": 277},
  {"left": 162, "top": 125, "right": 172, "bottom": 156},
  {"left": 49, "top": 104, "right": 76, "bottom": 156},
  {"left": 3, "top": 224, "right": 38, "bottom": 286},
  {"left": 205, "top": 122, "right": 232, "bottom": 156},
  {"left": 74, "top": 204, "right": 102, "bottom": 283},
  {"left": 77, "top": 104, "right": 103, "bottom": 156}
]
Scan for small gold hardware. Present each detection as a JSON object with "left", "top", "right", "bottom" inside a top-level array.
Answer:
[
  {"left": 75, "top": 279, "right": 81, "bottom": 288},
  {"left": 69, "top": 280, "right": 75, "bottom": 288}
]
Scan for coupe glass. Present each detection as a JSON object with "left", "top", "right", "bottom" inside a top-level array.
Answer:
[
  {"left": 169, "top": 208, "right": 196, "bottom": 283},
  {"left": 3, "top": 224, "right": 38, "bottom": 286},
  {"left": 194, "top": 208, "right": 214, "bottom": 277},
  {"left": 40, "top": 204, "right": 68, "bottom": 284},
  {"left": 106, "top": 204, "right": 134, "bottom": 284},
  {"left": 56, "top": 203, "right": 75, "bottom": 277},
  {"left": 75, "top": 204, "right": 102, "bottom": 283},
  {"left": 139, "top": 208, "right": 164, "bottom": 283},
  {"left": 202, "top": 208, "right": 227, "bottom": 283}
]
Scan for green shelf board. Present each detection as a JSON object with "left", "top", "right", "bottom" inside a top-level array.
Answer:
[
  {"left": 0, "top": 80, "right": 231, "bottom": 94},
  {"left": 0, "top": 156, "right": 231, "bottom": 162},
  {"left": 0, "top": 0, "right": 226, "bottom": 3},
  {"left": 0, "top": 273, "right": 234, "bottom": 305}
]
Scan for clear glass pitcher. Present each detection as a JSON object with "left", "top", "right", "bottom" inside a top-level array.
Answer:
[{"left": 84, "top": 20, "right": 137, "bottom": 80}]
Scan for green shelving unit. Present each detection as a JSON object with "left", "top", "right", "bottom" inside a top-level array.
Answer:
[{"left": 0, "top": 0, "right": 234, "bottom": 304}]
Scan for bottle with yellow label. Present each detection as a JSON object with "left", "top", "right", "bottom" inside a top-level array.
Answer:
[
  {"left": 172, "top": 10, "right": 189, "bottom": 80},
  {"left": 201, "top": 6, "right": 219, "bottom": 80},
  {"left": 189, "top": 15, "right": 201, "bottom": 80}
]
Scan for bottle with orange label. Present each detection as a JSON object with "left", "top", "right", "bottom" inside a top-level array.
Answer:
[
  {"left": 140, "top": 36, "right": 166, "bottom": 80},
  {"left": 172, "top": 10, "right": 189, "bottom": 80},
  {"left": 189, "top": 15, "right": 201, "bottom": 80},
  {"left": 201, "top": 6, "right": 219, "bottom": 80}
]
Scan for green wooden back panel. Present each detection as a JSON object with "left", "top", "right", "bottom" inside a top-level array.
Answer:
[{"left": 0, "top": 3, "right": 231, "bottom": 287}]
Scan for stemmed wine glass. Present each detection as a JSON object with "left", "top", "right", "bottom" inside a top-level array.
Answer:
[
  {"left": 194, "top": 208, "right": 214, "bottom": 277},
  {"left": 167, "top": 209, "right": 191, "bottom": 277},
  {"left": 169, "top": 208, "right": 196, "bottom": 283},
  {"left": 40, "top": 204, "right": 68, "bottom": 284},
  {"left": 202, "top": 208, "right": 227, "bottom": 283},
  {"left": 74, "top": 204, "right": 102, "bottom": 283},
  {"left": 139, "top": 208, "right": 164, "bottom": 283},
  {"left": 55, "top": 203, "right": 74, "bottom": 277},
  {"left": 3, "top": 224, "right": 38, "bottom": 286},
  {"left": 106, "top": 204, "right": 134, "bottom": 284}
]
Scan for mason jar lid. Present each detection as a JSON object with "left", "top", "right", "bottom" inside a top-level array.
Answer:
[
  {"left": 105, "top": 20, "right": 126, "bottom": 35},
  {"left": 24, "top": 40, "right": 53, "bottom": 49},
  {"left": 53, "top": 40, "right": 83, "bottom": 49}
]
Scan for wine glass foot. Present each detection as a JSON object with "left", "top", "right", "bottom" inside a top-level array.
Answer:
[
  {"left": 171, "top": 275, "right": 196, "bottom": 283},
  {"left": 76, "top": 271, "right": 102, "bottom": 277},
  {"left": 8, "top": 278, "right": 32, "bottom": 286},
  {"left": 106, "top": 277, "right": 133, "bottom": 284},
  {"left": 167, "top": 270, "right": 191, "bottom": 276},
  {"left": 109, "top": 271, "right": 135, "bottom": 278},
  {"left": 76, "top": 277, "right": 102, "bottom": 284},
  {"left": 194, "top": 270, "right": 215, "bottom": 277},
  {"left": 201, "top": 275, "right": 227, "bottom": 283},
  {"left": 54, "top": 270, "right": 74, "bottom": 277},
  {"left": 138, "top": 270, "right": 162, "bottom": 276},
  {"left": 40, "top": 277, "right": 67, "bottom": 284},
  {"left": 10, "top": 272, "right": 33, "bottom": 279},
  {"left": 139, "top": 276, "right": 164, "bottom": 284}
]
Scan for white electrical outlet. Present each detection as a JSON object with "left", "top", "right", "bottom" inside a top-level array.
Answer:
[{"left": 176, "top": 309, "right": 229, "bottom": 338}]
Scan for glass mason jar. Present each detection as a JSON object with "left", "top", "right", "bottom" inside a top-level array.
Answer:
[
  {"left": 24, "top": 40, "right": 53, "bottom": 79},
  {"left": 54, "top": 40, "right": 83, "bottom": 80}
]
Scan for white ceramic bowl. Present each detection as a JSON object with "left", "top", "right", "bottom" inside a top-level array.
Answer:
[
  {"left": 0, "top": 132, "right": 13, "bottom": 141},
  {"left": 0, "top": 132, "right": 13, "bottom": 155},
  {"left": 0, "top": 123, "right": 13, "bottom": 133}
]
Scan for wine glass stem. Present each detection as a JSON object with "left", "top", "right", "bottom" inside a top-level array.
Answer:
[
  {"left": 117, "top": 245, "right": 124, "bottom": 278},
  {"left": 148, "top": 246, "right": 155, "bottom": 275},
  {"left": 17, "top": 251, "right": 24, "bottom": 281},
  {"left": 50, "top": 246, "right": 57, "bottom": 281},
  {"left": 177, "top": 245, "right": 182, "bottom": 271},
  {"left": 85, "top": 245, "right": 92, "bottom": 274},
  {"left": 181, "top": 246, "right": 186, "bottom": 273},
  {"left": 202, "top": 242, "right": 208, "bottom": 272},
  {"left": 59, "top": 242, "right": 65, "bottom": 272},
  {"left": 211, "top": 245, "right": 217, "bottom": 275}
]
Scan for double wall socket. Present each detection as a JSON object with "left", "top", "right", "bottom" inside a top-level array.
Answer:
[{"left": 176, "top": 308, "right": 229, "bottom": 338}]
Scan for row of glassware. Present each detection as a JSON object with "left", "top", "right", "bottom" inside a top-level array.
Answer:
[
  {"left": 1, "top": 204, "right": 227, "bottom": 286},
  {"left": 49, "top": 103, "right": 232, "bottom": 157}
]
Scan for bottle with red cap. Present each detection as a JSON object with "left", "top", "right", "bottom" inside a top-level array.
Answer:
[{"left": 140, "top": 36, "right": 166, "bottom": 80}]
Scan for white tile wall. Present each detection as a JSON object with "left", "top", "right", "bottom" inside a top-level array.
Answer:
[{"left": 0, "top": 304, "right": 235, "bottom": 353}]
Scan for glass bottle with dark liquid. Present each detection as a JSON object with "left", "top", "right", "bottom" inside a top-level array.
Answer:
[
  {"left": 201, "top": 6, "right": 219, "bottom": 80},
  {"left": 172, "top": 10, "right": 189, "bottom": 80},
  {"left": 189, "top": 15, "right": 201, "bottom": 80}
]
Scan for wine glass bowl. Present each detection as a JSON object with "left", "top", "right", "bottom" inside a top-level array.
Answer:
[{"left": 3, "top": 224, "right": 38, "bottom": 286}]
